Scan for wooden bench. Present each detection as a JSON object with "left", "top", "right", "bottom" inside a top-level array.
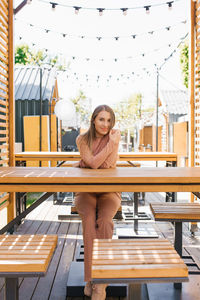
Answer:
[
  {"left": 0, "top": 234, "right": 57, "bottom": 300},
  {"left": 70, "top": 204, "right": 123, "bottom": 219},
  {"left": 150, "top": 202, "right": 200, "bottom": 283},
  {"left": 150, "top": 202, "right": 200, "bottom": 256},
  {"left": 60, "top": 161, "right": 141, "bottom": 168},
  {"left": 91, "top": 238, "right": 188, "bottom": 300}
]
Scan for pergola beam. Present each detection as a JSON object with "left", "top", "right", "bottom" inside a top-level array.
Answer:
[{"left": 14, "top": 0, "right": 30, "bottom": 15}]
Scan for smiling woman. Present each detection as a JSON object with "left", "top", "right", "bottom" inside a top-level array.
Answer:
[{"left": 74, "top": 104, "right": 121, "bottom": 300}]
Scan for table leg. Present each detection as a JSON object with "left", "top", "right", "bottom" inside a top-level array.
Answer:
[
  {"left": 5, "top": 278, "right": 18, "bottom": 300},
  {"left": 134, "top": 192, "right": 139, "bottom": 232},
  {"left": 174, "top": 222, "right": 182, "bottom": 289},
  {"left": 128, "top": 283, "right": 141, "bottom": 300}
]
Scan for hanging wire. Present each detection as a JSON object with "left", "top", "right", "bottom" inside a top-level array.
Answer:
[
  {"left": 38, "top": 0, "right": 181, "bottom": 14},
  {"left": 15, "top": 17, "right": 188, "bottom": 41}
]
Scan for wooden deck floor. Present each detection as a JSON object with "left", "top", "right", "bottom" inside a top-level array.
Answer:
[{"left": 0, "top": 192, "right": 200, "bottom": 300}]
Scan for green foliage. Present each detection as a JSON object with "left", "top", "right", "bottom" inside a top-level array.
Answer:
[
  {"left": 179, "top": 41, "right": 189, "bottom": 89},
  {"left": 114, "top": 93, "right": 143, "bottom": 129},
  {"left": 26, "top": 193, "right": 43, "bottom": 208},
  {"left": 15, "top": 44, "right": 31, "bottom": 65},
  {"left": 15, "top": 44, "right": 66, "bottom": 70},
  {"left": 71, "top": 90, "right": 91, "bottom": 127}
]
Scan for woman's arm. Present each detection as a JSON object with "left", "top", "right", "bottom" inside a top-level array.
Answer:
[
  {"left": 99, "top": 131, "right": 120, "bottom": 168},
  {"left": 77, "top": 131, "right": 120, "bottom": 169}
]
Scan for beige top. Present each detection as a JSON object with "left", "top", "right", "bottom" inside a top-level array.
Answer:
[{"left": 76, "top": 134, "right": 119, "bottom": 169}]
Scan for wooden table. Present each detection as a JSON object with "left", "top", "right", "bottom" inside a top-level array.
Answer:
[
  {"left": 0, "top": 167, "right": 194, "bottom": 298},
  {"left": 91, "top": 238, "right": 188, "bottom": 300},
  {"left": 0, "top": 234, "right": 57, "bottom": 300},
  {"left": 0, "top": 166, "right": 195, "bottom": 236},
  {"left": 0, "top": 166, "right": 197, "bottom": 193},
  {"left": 15, "top": 151, "right": 178, "bottom": 202}
]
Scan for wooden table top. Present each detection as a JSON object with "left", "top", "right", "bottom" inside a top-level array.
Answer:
[
  {"left": 92, "top": 239, "right": 188, "bottom": 279},
  {"left": 0, "top": 235, "right": 57, "bottom": 275},
  {"left": 0, "top": 166, "right": 199, "bottom": 193},
  {"left": 150, "top": 202, "right": 200, "bottom": 221},
  {"left": 15, "top": 151, "right": 177, "bottom": 162}
]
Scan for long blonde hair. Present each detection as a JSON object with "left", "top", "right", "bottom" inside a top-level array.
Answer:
[{"left": 82, "top": 105, "right": 115, "bottom": 149}]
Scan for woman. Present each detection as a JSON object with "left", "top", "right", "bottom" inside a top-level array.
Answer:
[{"left": 75, "top": 105, "right": 121, "bottom": 300}]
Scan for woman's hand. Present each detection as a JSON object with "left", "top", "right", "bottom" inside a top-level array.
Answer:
[{"left": 109, "top": 129, "right": 121, "bottom": 144}]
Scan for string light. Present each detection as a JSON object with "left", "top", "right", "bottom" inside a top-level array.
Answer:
[
  {"left": 97, "top": 8, "right": 104, "bottom": 16},
  {"left": 167, "top": 1, "right": 173, "bottom": 10},
  {"left": 38, "top": 0, "right": 181, "bottom": 14},
  {"left": 73, "top": 6, "right": 81, "bottom": 14},
  {"left": 144, "top": 5, "right": 151, "bottom": 14},
  {"left": 50, "top": 2, "right": 57, "bottom": 11},
  {"left": 16, "top": 17, "right": 187, "bottom": 41},
  {"left": 16, "top": 33, "right": 188, "bottom": 65},
  {"left": 121, "top": 8, "right": 128, "bottom": 16}
]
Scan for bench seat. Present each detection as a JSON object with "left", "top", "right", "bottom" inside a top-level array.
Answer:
[
  {"left": 0, "top": 234, "right": 57, "bottom": 300},
  {"left": 150, "top": 202, "right": 200, "bottom": 273},
  {"left": 60, "top": 161, "right": 141, "bottom": 168},
  {"left": 91, "top": 239, "right": 188, "bottom": 300},
  {"left": 150, "top": 202, "right": 200, "bottom": 220}
]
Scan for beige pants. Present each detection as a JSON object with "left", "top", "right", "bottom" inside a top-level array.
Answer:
[{"left": 75, "top": 192, "right": 121, "bottom": 281}]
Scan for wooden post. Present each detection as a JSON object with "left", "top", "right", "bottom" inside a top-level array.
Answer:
[
  {"left": 189, "top": 0, "right": 195, "bottom": 169},
  {"left": 189, "top": 0, "right": 196, "bottom": 233},
  {"left": 7, "top": 0, "right": 16, "bottom": 222}
]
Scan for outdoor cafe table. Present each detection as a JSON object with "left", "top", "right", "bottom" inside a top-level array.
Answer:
[
  {"left": 0, "top": 166, "right": 197, "bottom": 194},
  {"left": 15, "top": 151, "right": 178, "bottom": 204},
  {"left": 0, "top": 167, "right": 194, "bottom": 299}
]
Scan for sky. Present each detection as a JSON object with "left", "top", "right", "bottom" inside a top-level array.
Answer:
[{"left": 14, "top": 0, "right": 189, "bottom": 109}]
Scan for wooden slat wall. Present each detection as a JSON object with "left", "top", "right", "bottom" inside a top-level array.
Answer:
[
  {"left": 194, "top": 1, "right": 200, "bottom": 166},
  {"left": 0, "top": 0, "right": 14, "bottom": 220},
  {"left": 0, "top": 0, "right": 9, "bottom": 212}
]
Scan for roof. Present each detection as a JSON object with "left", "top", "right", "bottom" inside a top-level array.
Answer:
[
  {"left": 160, "top": 90, "right": 189, "bottom": 115},
  {"left": 15, "top": 66, "right": 57, "bottom": 101}
]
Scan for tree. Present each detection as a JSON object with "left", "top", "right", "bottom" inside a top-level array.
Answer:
[
  {"left": 179, "top": 41, "right": 189, "bottom": 89},
  {"left": 71, "top": 90, "right": 91, "bottom": 127},
  {"left": 15, "top": 44, "right": 31, "bottom": 65},
  {"left": 114, "top": 93, "right": 143, "bottom": 130},
  {"left": 15, "top": 44, "right": 65, "bottom": 70}
]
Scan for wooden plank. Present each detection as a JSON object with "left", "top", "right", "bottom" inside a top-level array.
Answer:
[
  {"left": 0, "top": 67, "right": 8, "bottom": 79},
  {"left": 92, "top": 249, "right": 178, "bottom": 256},
  {"left": 24, "top": 116, "right": 50, "bottom": 167},
  {"left": 1, "top": 0, "right": 8, "bottom": 9},
  {"left": 14, "top": 151, "right": 177, "bottom": 162},
  {"left": 150, "top": 203, "right": 200, "bottom": 219},
  {"left": 94, "top": 238, "right": 170, "bottom": 244},
  {"left": 0, "top": 235, "right": 57, "bottom": 273},
  {"left": 0, "top": 114, "right": 8, "bottom": 121},
  {"left": 92, "top": 263, "right": 188, "bottom": 279},
  {"left": 0, "top": 6, "right": 8, "bottom": 22},
  {"left": 93, "top": 258, "right": 183, "bottom": 266},
  {"left": 0, "top": 1, "right": 8, "bottom": 16},
  {"left": 0, "top": 82, "right": 8, "bottom": 94},
  {"left": 93, "top": 253, "right": 180, "bottom": 260},
  {"left": 1, "top": 167, "right": 200, "bottom": 184}
]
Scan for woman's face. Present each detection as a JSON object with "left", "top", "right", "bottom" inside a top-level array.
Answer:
[{"left": 93, "top": 111, "right": 111, "bottom": 138}]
